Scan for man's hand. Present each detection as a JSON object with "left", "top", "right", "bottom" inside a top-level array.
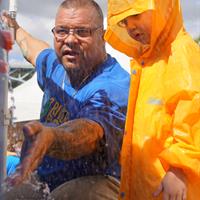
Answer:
[
  {"left": 153, "top": 167, "right": 187, "bottom": 200},
  {"left": 6, "top": 121, "right": 55, "bottom": 186},
  {"left": 6, "top": 119, "right": 103, "bottom": 186},
  {"left": 1, "top": 11, "right": 19, "bottom": 30},
  {"left": 1, "top": 11, "right": 49, "bottom": 66}
]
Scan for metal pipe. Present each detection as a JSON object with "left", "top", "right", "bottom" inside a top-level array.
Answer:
[
  {"left": 0, "top": 0, "right": 13, "bottom": 193},
  {"left": 0, "top": 49, "right": 9, "bottom": 194}
]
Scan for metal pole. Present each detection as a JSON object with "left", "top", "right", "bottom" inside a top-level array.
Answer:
[
  {"left": 0, "top": 0, "right": 12, "bottom": 194},
  {"left": 0, "top": 49, "right": 9, "bottom": 194}
]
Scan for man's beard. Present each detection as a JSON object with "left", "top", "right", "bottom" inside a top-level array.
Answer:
[{"left": 65, "top": 63, "right": 94, "bottom": 89}]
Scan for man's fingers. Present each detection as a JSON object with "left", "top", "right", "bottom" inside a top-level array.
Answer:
[
  {"left": 21, "top": 122, "right": 44, "bottom": 160},
  {"left": 1, "top": 11, "right": 11, "bottom": 23},
  {"left": 6, "top": 174, "right": 23, "bottom": 187},
  {"left": 12, "top": 122, "right": 52, "bottom": 187},
  {"left": 5, "top": 166, "right": 28, "bottom": 187},
  {"left": 23, "top": 121, "right": 43, "bottom": 137},
  {"left": 18, "top": 132, "right": 47, "bottom": 183},
  {"left": 20, "top": 139, "right": 31, "bottom": 160},
  {"left": 21, "top": 135, "right": 48, "bottom": 170},
  {"left": 15, "top": 150, "right": 43, "bottom": 185},
  {"left": 5, "top": 151, "right": 43, "bottom": 187}
]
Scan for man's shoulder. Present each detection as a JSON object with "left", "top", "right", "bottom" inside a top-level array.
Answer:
[
  {"left": 36, "top": 48, "right": 60, "bottom": 71},
  {"left": 37, "top": 48, "right": 57, "bottom": 61},
  {"left": 103, "top": 54, "right": 129, "bottom": 77},
  {"left": 87, "top": 55, "right": 130, "bottom": 97}
]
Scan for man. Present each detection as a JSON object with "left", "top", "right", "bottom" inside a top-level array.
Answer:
[
  {"left": 105, "top": 0, "right": 200, "bottom": 200},
  {"left": 1, "top": 0, "right": 130, "bottom": 199}
]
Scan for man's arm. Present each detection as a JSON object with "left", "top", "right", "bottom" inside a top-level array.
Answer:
[
  {"left": 15, "top": 26, "right": 49, "bottom": 66},
  {"left": 21, "top": 119, "right": 104, "bottom": 161},
  {"left": 2, "top": 12, "right": 49, "bottom": 66},
  {"left": 8, "top": 119, "right": 104, "bottom": 186},
  {"left": 48, "top": 119, "right": 104, "bottom": 160}
]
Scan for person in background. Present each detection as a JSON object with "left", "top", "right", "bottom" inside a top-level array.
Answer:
[
  {"left": 6, "top": 151, "right": 20, "bottom": 176},
  {"left": 105, "top": 0, "right": 200, "bottom": 199},
  {"left": 1, "top": 0, "right": 130, "bottom": 199}
]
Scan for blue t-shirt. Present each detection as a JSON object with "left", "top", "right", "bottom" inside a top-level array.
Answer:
[
  {"left": 36, "top": 49, "right": 130, "bottom": 190},
  {"left": 7, "top": 155, "right": 20, "bottom": 176}
]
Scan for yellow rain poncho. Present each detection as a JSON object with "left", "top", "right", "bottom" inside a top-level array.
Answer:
[{"left": 105, "top": 0, "right": 200, "bottom": 199}]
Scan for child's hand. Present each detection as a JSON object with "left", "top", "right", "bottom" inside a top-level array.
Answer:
[{"left": 153, "top": 167, "right": 187, "bottom": 200}]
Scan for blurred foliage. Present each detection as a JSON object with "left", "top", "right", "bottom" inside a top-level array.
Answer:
[{"left": 195, "top": 36, "right": 200, "bottom": 45}]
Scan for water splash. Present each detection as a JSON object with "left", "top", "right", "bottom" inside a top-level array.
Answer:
[{"left": 2, "top": 171, "right": 53, "bottom": 199}]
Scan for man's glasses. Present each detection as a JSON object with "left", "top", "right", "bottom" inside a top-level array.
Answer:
[{"left": 52, "top": 26, "right": 102, "bottom": 40}]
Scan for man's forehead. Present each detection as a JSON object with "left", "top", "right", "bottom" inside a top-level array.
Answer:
[
  {"left": 55, "top": 7, "right": 98, "bottom": 26},
  {"left": 56, "top": 6, "right": 97, "bottom": 19}
]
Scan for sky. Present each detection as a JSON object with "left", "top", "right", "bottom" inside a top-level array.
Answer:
[{"left": 1, "top": 0, "right": 200, "bottom": 71}]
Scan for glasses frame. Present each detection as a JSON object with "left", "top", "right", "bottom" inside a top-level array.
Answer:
[{"left": 51, "top": 26, "right": 102, "bottom": 40}]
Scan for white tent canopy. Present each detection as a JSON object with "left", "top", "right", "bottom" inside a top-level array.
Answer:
[{"left": 8, "top": 73, "right": 43, "bottom": 122}]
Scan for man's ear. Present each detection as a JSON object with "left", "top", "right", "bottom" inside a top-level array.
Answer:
[{"left": 102, "top": 29, "right": 106, "bottom": 40}]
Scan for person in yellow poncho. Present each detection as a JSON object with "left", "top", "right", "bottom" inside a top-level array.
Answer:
[{"left": 105, "top": 0, "right": 200, "bottom": 199}]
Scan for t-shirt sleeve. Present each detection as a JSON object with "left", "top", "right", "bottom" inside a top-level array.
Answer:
[
  {"left": 77, "top": 89, "right": 126, "bottom": 166},
  {"left": 35, "top": 48, "right": 55, "bottom": 91}
]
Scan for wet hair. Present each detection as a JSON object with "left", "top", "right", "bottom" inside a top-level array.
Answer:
[{"left": 59, "top": 0, "right": 104, "bottom": 26}]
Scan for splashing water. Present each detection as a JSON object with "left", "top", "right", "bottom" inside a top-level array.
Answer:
[{"left": 2, "top": 171, "right": 53, "bottom": 199}]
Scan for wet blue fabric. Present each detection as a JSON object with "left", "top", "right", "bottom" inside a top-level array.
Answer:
[
  {"left": 6, "top": 155, "right": 20, "bottom": 176},
  {"left": 35, "top": 49, "right": 130, "bottom": 190}
]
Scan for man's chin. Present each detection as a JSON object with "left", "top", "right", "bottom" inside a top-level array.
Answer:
[{"left": 63, "top": 62, "right": 79, "bottom": 70}]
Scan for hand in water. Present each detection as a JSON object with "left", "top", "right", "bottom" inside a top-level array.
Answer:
[{"left": 6, "top": 121, "right": 55, "bottom": 186}]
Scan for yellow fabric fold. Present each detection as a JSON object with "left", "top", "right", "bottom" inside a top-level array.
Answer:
[{"left": 105, "top": 0, "right": 200, "bottom": 199}]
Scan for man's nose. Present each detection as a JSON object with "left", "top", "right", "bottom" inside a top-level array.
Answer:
[{"left": 63, "top": 33, "right": 79, "bottom": 47}]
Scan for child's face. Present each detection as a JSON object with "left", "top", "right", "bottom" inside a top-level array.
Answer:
[{"left": 123, "top": 10, "right": 153, "bottom": 45}]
